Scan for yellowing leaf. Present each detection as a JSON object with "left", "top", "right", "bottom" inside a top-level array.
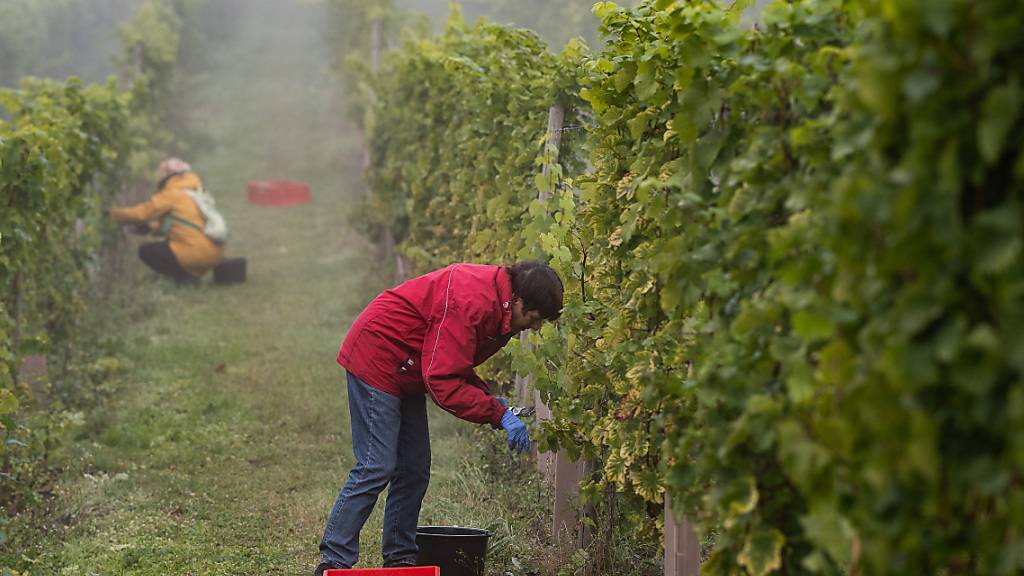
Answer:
[
  {"left": 739, "top": 528, "right": 785, "bottom": 576},
  {"left": 724, "top": 475, "right": 759, "bottom": 523},
  {"left": 593, "top": 2, "right": 621, "bottom": 20},
  {"left": 0, "top": 388, "right": 17, "bottom": 415}
]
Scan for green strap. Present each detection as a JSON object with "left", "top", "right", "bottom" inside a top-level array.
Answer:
[{"left": 162, "top": 213, "right": 202, "bottom": 234}]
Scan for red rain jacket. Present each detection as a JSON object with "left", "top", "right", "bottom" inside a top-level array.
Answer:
[{"left": 337, "top": 264, "right": 513, "bottom": 427}]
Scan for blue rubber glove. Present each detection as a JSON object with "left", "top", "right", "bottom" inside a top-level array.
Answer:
[{"left": 501, "top": 410, "right": 531, "bottom": 454}]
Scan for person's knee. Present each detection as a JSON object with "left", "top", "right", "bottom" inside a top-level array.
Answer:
[
  {"left": 371, "top": 459, "right": 399, "bottom": 482},
  {"left": 138, "top": 242, "right": 163, "bottom": 266},
  {"left": 411, "top": 455, "right": 430, "bottom": 483},
  {"left": 352, "top": 458, "right": 397, "bottom": 489}
]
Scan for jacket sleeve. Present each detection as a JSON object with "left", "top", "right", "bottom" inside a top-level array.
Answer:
[
  {"left": 421, "top": 271, "right": 507, "bottom": 427},
  {"left": 466, "top": 370, "right": 491, "bottom": 392},
  {"left": 110, "top": 190, "right": 175, "bottom": 223}
]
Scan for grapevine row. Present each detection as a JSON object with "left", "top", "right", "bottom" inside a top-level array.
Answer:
[
  {"left": 0, "top": 0, "right": 185, "bottom": 513},
  {"left": 352, "top": 0, "right": 1024, "bottom": 573}
]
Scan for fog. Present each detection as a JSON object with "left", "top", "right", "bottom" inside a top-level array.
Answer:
[
  {"left": 0, "top": 0, "right": 141, "bottom": 86},
  {"left": 1, "top": 0, "right": 774, "bottom": 90},
  {"left": 0, "top": 0, "right": 601, "bottom": 90},
  {"left": 0, "top": 0, "right": 775, "bottom": 165}
]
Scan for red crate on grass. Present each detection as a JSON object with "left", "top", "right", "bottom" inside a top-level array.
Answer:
[
  {"left": 323, "top": 565, "right": 440, "bottom": 569},
  {"left": 247, "top": 180, "right": 311, "bottom": 206}
]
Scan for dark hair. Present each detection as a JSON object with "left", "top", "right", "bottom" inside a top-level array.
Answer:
[{"left": 507, "top": 261, "right": 563, "bottom": 320}]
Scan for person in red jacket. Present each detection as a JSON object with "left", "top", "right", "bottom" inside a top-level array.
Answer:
[{"left": 315, "top": 261, "right": 563, "bottom": 573}]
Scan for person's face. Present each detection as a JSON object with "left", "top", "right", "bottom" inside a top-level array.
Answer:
[{"left": 510, "top": 297, "right": 544, "bottom": 334}]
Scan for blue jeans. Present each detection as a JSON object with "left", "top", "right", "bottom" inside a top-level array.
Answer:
[{"left": 320, "top": 372, "right": 431, "bottom": 568}]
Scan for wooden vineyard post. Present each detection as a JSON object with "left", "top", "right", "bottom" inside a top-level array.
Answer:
[
  {"left": 133, "top": 42, "right": 144, "bottom": 77},
  {"left": 519, "top": 104, "right": 565, "bottom": 482},
  {"left": 11, "top": 272, "right": 22, "bottom": 386},
  {"left": 362, "top": 16, "right": 405, "bottom": 284},
  {"left": 665, "top": 360, "right": 700, "bottom": 575},
  {"left": 541, "top": 105, "right": 566, "bottom": 177},
  {"left": 363, "top": 17, "right": 381, "bottom": 172},
  {"left": 536, "top": 106, "right": 588, "bottom": 547},
  {"left": 664, "top": 495, "right": 701, "bottom": 576},
  {"left": 552, "top": 453, "right": 587, "bottom": 546},
  {"left": 370, "top": 17, "right": 382, "bottom": 74},
  {"left": 533, "top": 384, "right": 555, "bottom": 484},
  {"left": 516, "top": 104, "right": 592, "bottom": 547}
]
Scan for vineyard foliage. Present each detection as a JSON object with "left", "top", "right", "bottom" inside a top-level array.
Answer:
[
  {"left": 0, "top": 0, "right": 185, "bottom": 513},
  {"left": 363, "top": 8, "right": 587, "bottom": 267},
  {"left": 360, "top": 0, "right": 1024, "bottom": 573}
]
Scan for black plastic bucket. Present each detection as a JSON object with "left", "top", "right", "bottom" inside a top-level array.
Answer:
[
  {"left": 415, "top": 526, "right": 490, "bottom": 576},
  {"left": 213, "top": 257, "right": 246, "bottom": 285}
]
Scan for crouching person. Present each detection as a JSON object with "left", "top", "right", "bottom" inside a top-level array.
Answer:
[
  {"left": 315, "top": 261, "right": 563, "bottom": 573},
  {"left": 110, "top": 158, "right": 225, "bottom": 285}
]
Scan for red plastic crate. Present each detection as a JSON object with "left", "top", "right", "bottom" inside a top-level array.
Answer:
[
  {"left": 247, "top": 180, "right": 311, "bottom": 206},
  {"left": 323, "top": 565, "right": 440, "bottom": 569}
]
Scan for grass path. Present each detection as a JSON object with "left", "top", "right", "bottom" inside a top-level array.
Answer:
[{"left": 14, "top": 2, "right": 552, "bottom": 574}]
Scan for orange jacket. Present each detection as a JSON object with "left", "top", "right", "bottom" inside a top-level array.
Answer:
[{"left": 111, "top": 172, "right": 225, "bottom": 277}]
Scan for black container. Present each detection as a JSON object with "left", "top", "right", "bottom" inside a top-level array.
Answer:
[
  {"left": 416, "top": 526, "right": 490, "bottom": 576},
  {"left": 213, "top": 257, "right": 246, "bottom": 285}
]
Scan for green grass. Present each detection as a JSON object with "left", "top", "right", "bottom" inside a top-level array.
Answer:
[{"left": 9, "top": 206, "right": 555, "bottom": 573}]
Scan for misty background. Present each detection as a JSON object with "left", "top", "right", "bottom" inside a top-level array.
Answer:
[
  {"left": 2, "top": 0, "right": 606, "bottom": 88},
  {"left": 0, "top": 0, "right": 773, "bottom": 90}
]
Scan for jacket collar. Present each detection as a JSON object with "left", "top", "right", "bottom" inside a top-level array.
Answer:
[{"left": 497, "top": 266, "right": 513, "bottom": 336}]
